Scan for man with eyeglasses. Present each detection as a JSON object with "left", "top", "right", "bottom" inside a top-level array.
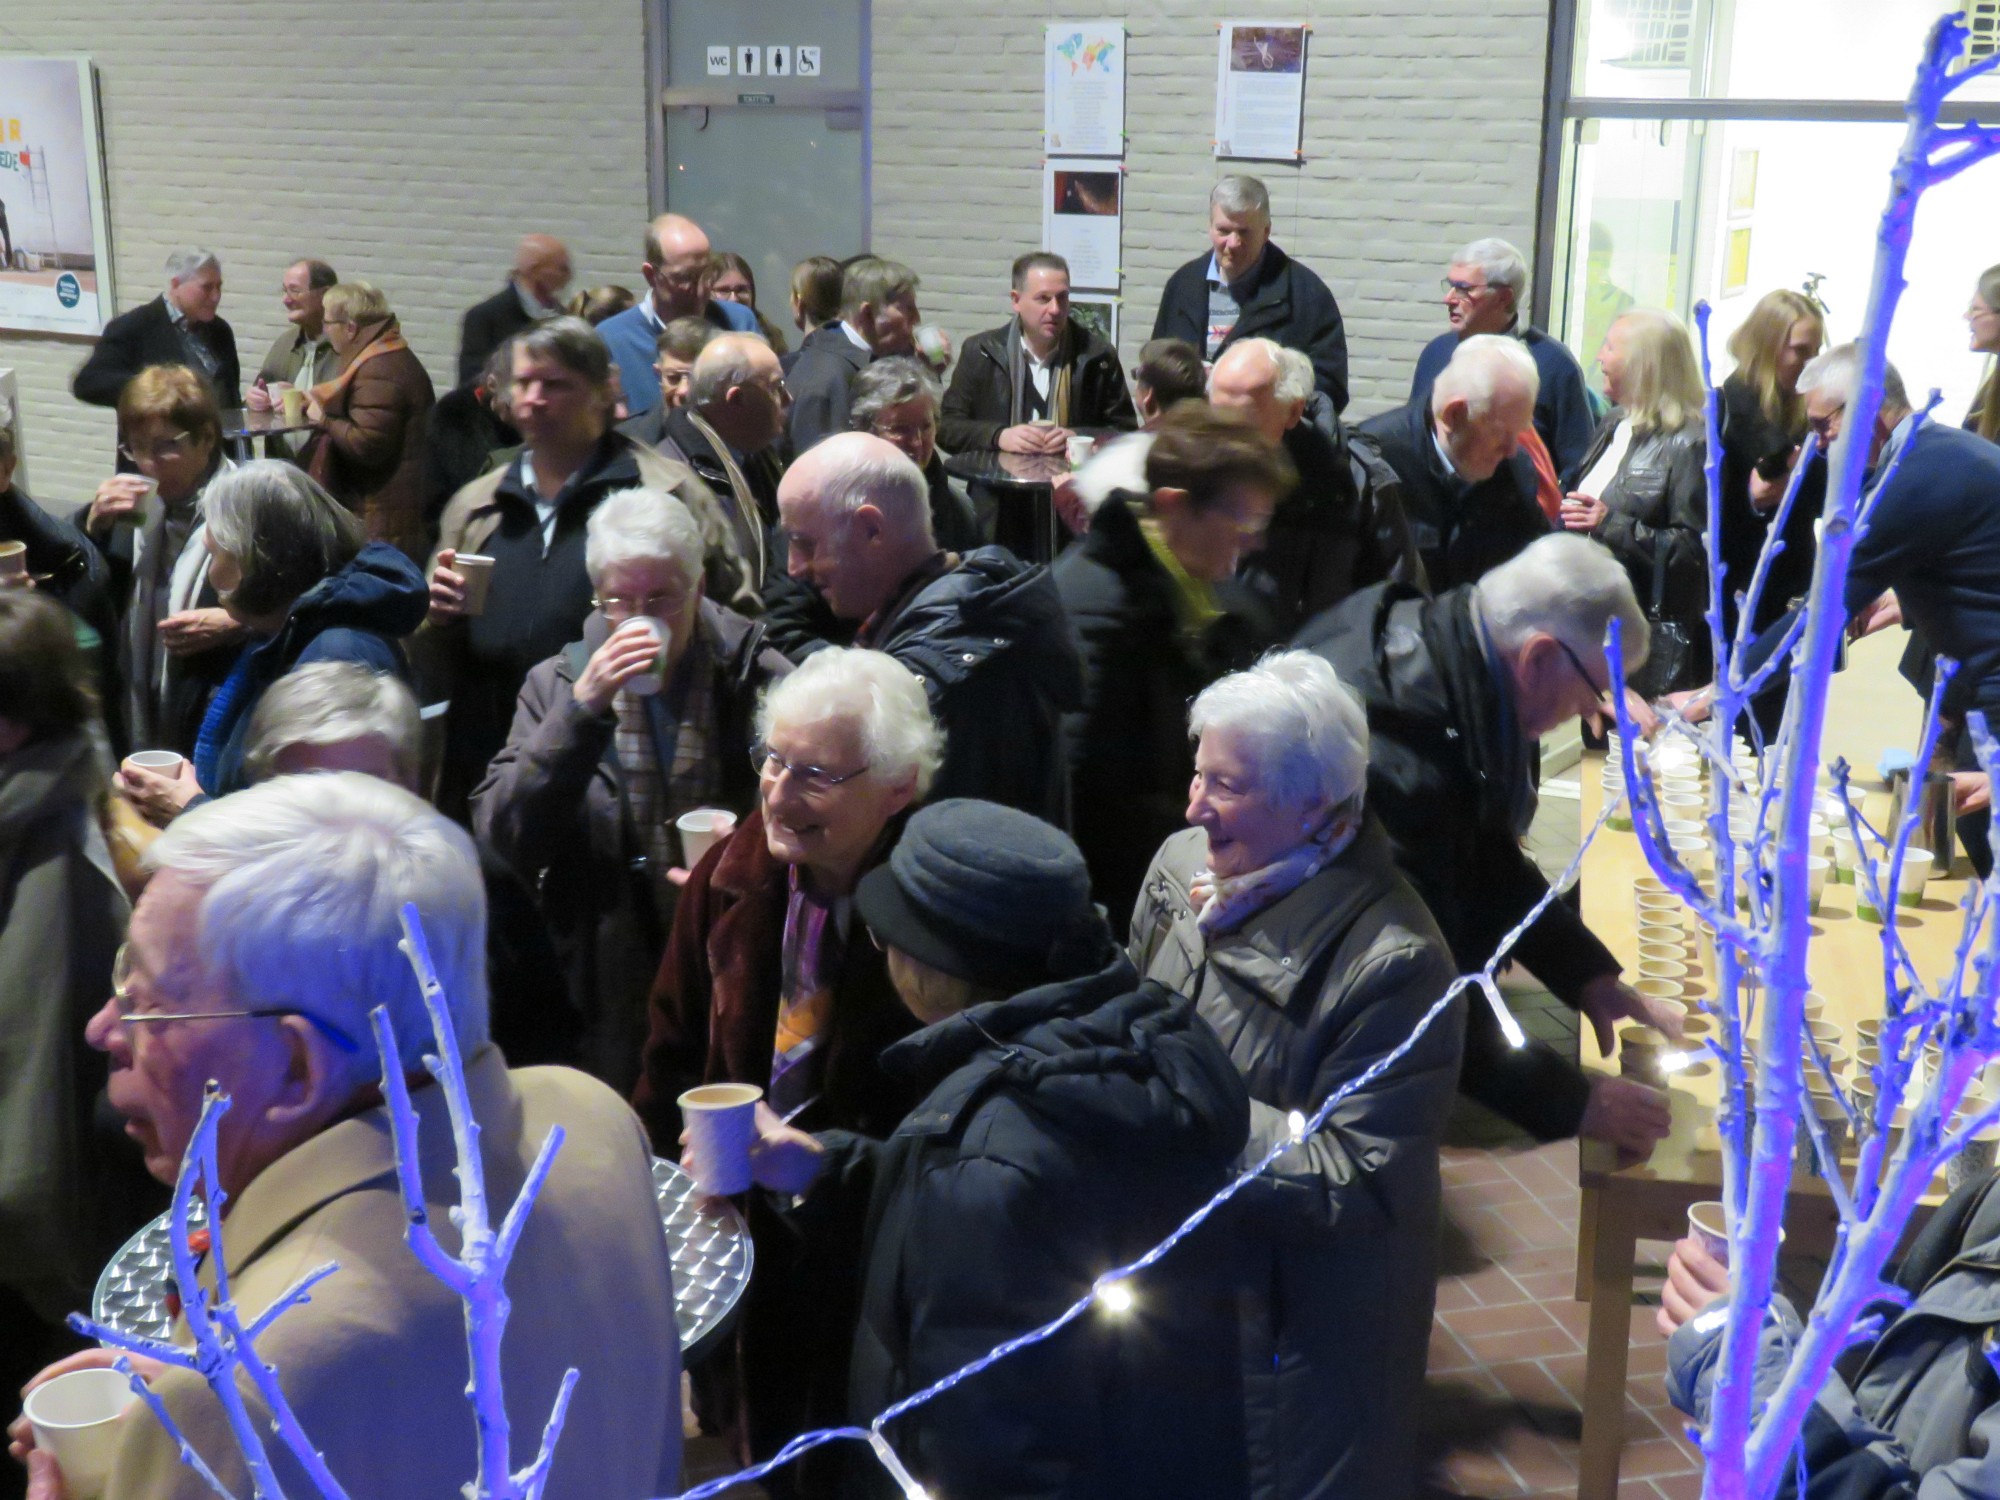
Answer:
[
  {"left": 473, "top": 485, "right": 790, "bottom": 1089},
  {"left": 8, "top": 773, "right": 685, "bottom": 1500},
  {"left": 597, "top": 213, "right": 757, "bottom": 422},
  {"left": 1298, "top": 533, "right": 1684, "bottom": 1156},
  {"left": 1406, "top": 238, "right": 1596, "bottom": 479}
]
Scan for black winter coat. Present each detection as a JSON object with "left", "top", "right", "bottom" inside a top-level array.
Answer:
[
  {"left": 858, "top": 547, "right": 1085, "bottom": 826},
  {"left": 1053, "top": 494, "right": 1277, "bottom": 929},
  {"left": 0, "top": 484, "right": 117, "bottom": 663},
  {"left": 786, "top": 324, "right": 872, "bottom": 455},
  {"left": 805, "top": 953, "right": 1252, "bottom": 1500},
  {"left": 72, "top": 296, "right": 241, "bottom": 411},
  {"left": 1152, "top": 243, "right": 1350, "bottom": 412},
  {"left": 457, "top": 284, "right": 537, "bottom": 389},
  {"left": 1298, "top": 583, "right": 1621, "bottom": 1140},
  {"left": 1358, "top": 396, "right": 1548, "bottom": 590},
  {"left": 936, "top": 322, "right": 1139, "bottom": 453},
  {"left": 1717, "top": 374, "right": 1824, "bottom": 642}
]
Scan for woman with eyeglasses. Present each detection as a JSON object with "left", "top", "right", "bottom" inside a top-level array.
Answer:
[
  {"left": 0, "top": 589, "right": 159, "bottom": 1403},
  {"left": 473, "top": 484, "right": 791, "bottom": 1094},
  {"left": 629, "top": 645, "right": 941, "bottom": 1499},
  {"left": 83, "top": 364, "right": 240, "bottom": 755}
]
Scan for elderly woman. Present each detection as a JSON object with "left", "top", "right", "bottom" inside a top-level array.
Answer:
[
  {"left": 631, "top": 646, "right": 941, "bottom": 1495},
  {"left": 302, "top": 280, "right": 437, "bottom": 561},
  {"left": 84, "top": 364, "right": 240, "bottom": 754},
  {"left": 1128, "top": 650, "right": 1464, "bottom": 1500},
  {"left": 115, "top": 460, "right": 429, "bottom": 822},
  {"left": 0, "top": 591, "right": 152, "bottom": 1404},
  {"left": 849, "top": 355, "right": 981, "bottom": 551},
  {"left": 473, "top": 485, "right": 790, "bottom": 1090},
  {"left": 1561, "top": 307, "right": 1711, "bottom": 691}
]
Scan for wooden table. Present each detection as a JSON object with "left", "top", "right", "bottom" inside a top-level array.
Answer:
[{"left": 1572, "top": 750, "right": 1967, "bottom": 1499}]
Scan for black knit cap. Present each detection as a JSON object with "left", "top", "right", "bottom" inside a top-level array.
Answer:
[{"left": 855, "top": 798, "right": 1105, "bottom": 992}]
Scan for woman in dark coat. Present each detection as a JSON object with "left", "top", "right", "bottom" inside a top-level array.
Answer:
[
  {"left": 1128, "top": 652, "right": 1464, "bottom": 1500},
  {"left": 303, "top": 281, "right": 437, "bottom": 562},
  {"left": 631, "top": 646, "right": 943, "bottom": 1497}
]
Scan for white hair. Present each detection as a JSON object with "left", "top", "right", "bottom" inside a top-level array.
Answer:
[
  {"left": 584, "top": 486, "right": 706, "bottom": 594},
  {"left": 755, "top": 646, "right": 945, "bottom": 799},
  {"left": 244, "top": 663, "right": 422, "bottom": 789},
  {"left": 165, "top": 248, "right": 220, "bottom": 286},
  {"left": 143, "top": 773, "right": 489, "bottom": 1074},
  {"left": 809, "top": 433, "right": 933, "bottom": 545},
  {"left": 1431, "top": 332, "right": 1541, "bottom": 418},
  {"left": 1797, "top": 341, "right": 1910, "bottom": 413},
  {"left": 1210, "top": 175, "right": 1271, "bottom": 222},
  {"left": 1452, "top": 237, "right": 1528, "bottom": 301},
  {"left": 1476, "top": 533, "right": 1651, "bottom": 674},
  {"left": 1189, "top": 651, "right": 1370, "bottom": 816},
  {"left": 1227, "top": 338, "right": 1314, "bottom": 405},
  {"left": 688, "top": 333, "right": 768, "bottom": 410}
]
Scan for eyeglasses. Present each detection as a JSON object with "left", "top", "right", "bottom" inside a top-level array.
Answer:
[
  {"left": 118, "top": 432, "right": 196, "bottom": 464},
  {"left": 594, "top": 588, "right": 688, "bottom": 619},
  {"left": 750, "top": 743, "right": 869, "bottom": 798},
  {"left": 1552, "top": 637, "right": 1609, "bottom": 702},
  {"left": 111, "top": 943, "right": 363, "bottom": 1054},
  {"left": 1441, "top": 278, "right": 1490, "bottom": 298},
  {"left": 1808, "top": 412, "right": 1842, "bottom": 442}
]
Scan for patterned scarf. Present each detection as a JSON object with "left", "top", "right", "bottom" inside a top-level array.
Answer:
[
  {"left": 1190, "top": 822, "right": 1356, "bottom": 936},
  {"left": 768, "top": 865, "right": 847, "bottom": 1120},
  {"left": 611, "top": 640, "right": 716, "bottom": 912}
]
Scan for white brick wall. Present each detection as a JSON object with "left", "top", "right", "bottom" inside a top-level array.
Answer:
[
  {"left": 872, "top": 0, "right": 1552, "bottom": 419},
  {"left": 0, "top": 2, "right": 653, "bottom": 511}
]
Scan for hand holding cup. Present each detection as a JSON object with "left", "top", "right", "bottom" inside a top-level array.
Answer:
[
  {"left": 575, "top": 618, "right": 670, "bottom": 713},
  {"left": 86, "top": 476, "right": 155, "bottom": 537}
]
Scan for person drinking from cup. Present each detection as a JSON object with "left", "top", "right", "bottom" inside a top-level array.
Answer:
[
  {"left": 83, "top": 365, "right": 241, "bottom": 756},
  {"left": 472, "top": 485, "right": 790, "bottom": 1092},
  {"left": 630, "top": 648, "right": 941, "bottom": 1497},
  {"left": 738, "top": 798, "right": 1253, "bottom": 1500}
]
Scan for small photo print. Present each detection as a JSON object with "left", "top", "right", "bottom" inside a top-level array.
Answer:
[
  {"left": 1229, "top": 25, "right": 1304, "bottom": 74},
  {"left": 1052, "top": 169, "right": 1121, "bottom": 217}
]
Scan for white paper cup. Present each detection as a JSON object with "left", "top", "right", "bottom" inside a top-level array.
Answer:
[
  {"left": 677, "top": 1082, "right": 762, "bottom": 1195},
  {"left": 1830, "top": 827, "right": 1857, "bottom": 884},
  {"left": 1065, "top": 433, "right": 1095, "bottom": 467},
  {"left": 1896, "top": 849, "right": 1933, "bottom": 904},
  {"left": 1805, "top": 856, "right": 1831, "bottom": 914},
  {"left": 612, "top": 616, "right": 669, "bottom": 697},
  {"left": 676, "top": 808, "right": 738, "bottom": 871},
  {"left": 122, "top": 750, "right": 184, "bottom": 778},
  {"left": 1687, "top": 1201, "right": 1730, "bottom": 1263},
  {"left": 25, "top": 1367, "right": 135, "bottom": 1500},
  {"left": 453, "top": 553, "right": 495, "bottom": 616}
]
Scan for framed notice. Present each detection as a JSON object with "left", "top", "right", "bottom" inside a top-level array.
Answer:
[
  {"left": 1044, "top": 21, "right": 1125, "bottom": 157},
  {"left": 1044, "top": 160, "right": 1122, "bottom": 291},
  {"left": 1214, "top": 22, "right": 1308, "bottom": 162},
  {"left": 1068, "top": 294, "right": 1118, "bottom": 347},
  {"left": 0, "top": 57, "right": 114, "bottom": 335}
]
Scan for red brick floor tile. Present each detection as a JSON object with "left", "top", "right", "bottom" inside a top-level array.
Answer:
[
  {"left": 1436, "top": 1274, "right": 1483, "bottom": 1314},
  {"left": 1533, "top": 1349, "right": 1587, "bottom": 1401},
  {"left": 1619, "top": 1481, "right": 1671, "bottom": 1500},
  {"left": 1503, "top": 1243, "right": 1582, "bottom": 1279},
  {"left": 1504, "top": 1200, "right": 1582, "bottom": 1252},
  {"left": 1510, "top": 1267, "right": 1576, "bottom": 1302},
  {"left": 1429, "top": 1321, "right": 1478, "bottom": 1373},
  {"left": 1459, "top": 1320, "right": 1582, "bottom": 1364},
  {"left": 1650, "top": 1468, "right": 1711, "bottom": 1499},
  {"left": 1446, "top": 1301, "right": 1565, "bottom": 1340},
  {"left": 1545, "top": 1298, "right": 1593, "bottom": 1343},
  {"left": 1485, "top": 1357, "right": 1582, "bottom": 1415},
  {"left": 1455, "top": 1174, "right": 1541, "bottom": 1210},
  {"left": 1434, "top": 1446, "right": 1523, "bottom": 1496},
  {"left": 1490, "top": 1426, "right": 1577, "bottom": 1491},
  {"left": 1460, "top": 1264, "right": 1535, "bottom": 1307},
  {"left": 1629, "top": 1329, "right": 1671, "bottom": 1376},
  {"left": 1443, "top": 1148, "right": 1517, "bottom": 1186},
  {"left": 1621, "top": 1435, "right": 1704, "bottom": 1479}
]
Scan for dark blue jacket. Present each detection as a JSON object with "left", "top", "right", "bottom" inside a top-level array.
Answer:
[
  {"left": 597, "top": 297, "right": 757, "bottom": 420},
  {"left": 1846, "top": 420, "right": 2000, "bottom": 713},
  {"left": 1152, "top": 242, "right": 1349, "bottom": 412},
  {"left": 1408, "top": 324, "right": 1598, "bottom": 480},
  {"left": 808, "top": 953, "right": 1252, "bottom": 1500},
  {"left": 200, "top": 543, "right": 430, "bottom": 796}
]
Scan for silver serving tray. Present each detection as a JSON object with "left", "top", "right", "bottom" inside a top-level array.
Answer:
[{"left": 93, "top": 1158, "right": 752, "bottom": 1366}]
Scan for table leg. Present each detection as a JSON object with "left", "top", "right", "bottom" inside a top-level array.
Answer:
[
  {"left": 1575, "top": 1179, "right": 1601, "bottom": 1303},
  {"left": 1577, "top": 1187, "right": 1638, "bottom": 1500}
]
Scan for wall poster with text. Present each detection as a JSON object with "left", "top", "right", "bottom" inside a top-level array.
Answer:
[
  {"left": 1214, "top": 22, "right": 1308, "bottom": 161},
  {"left": 0, "top": 57, "right": 113, "bottom": 335}
]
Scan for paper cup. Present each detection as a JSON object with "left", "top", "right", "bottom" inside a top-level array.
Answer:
[
  {"left": 1638, "top": 958, "right": 1688, "bottom": 987},
  {"left": 1635, "top": 875, "right": 1674, "bottom": 896},
  {"left": 1948, "top": 1129, "right": 2000, "bottom": 1192},
  {"left": 1065, "top": 433, "right": 1096, "bottom": 467},
  {"left": 1805, "top": 857, "right": 1831, "bottom": 914},
  {"left": 676, "top": 808, "right": 739, "bottom": 871},
  {"left": 1687, "top": 1201, "right": 1730, "bottom": 1263},
  {"left": 1830, "top": 827, "right": 1857, "bottom": 884},
  {"left": 1637, "top": 941, "right": 1684, "bottom": 966},
  {"left": 0, "top": 539, "right": 26, "bottom": 584},
  {"left": 612, "top": 616, "right": 670, "bottom": 697},
  {"left": 1637, "top": 923, "right": 1686, "bottom": 949},
  {"left": 678, "top": 1082, "right": 761, "bottom": 1194},
  {"left": 1896, "top": 849, "right": 1933, "bottom": 905},
  {"left": 24, "top": 1367, "right": 136, "bottom": 1500},
  {"left": 453, "top": 553, "right": 495, "bottom": 616},
  {"left": 1854, "top": 1017, "right": 1883, "bottom": 1049},
  {"left": 280, "top": 386, "right": 308, "bottom": 427},
  {"left": 122, "top": 750, "right": 184, "bottom": 778}
]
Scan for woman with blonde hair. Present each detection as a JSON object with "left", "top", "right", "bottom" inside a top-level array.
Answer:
[
  {"left": 1966, "top": 262, "right": 1999, "bottom": 443},
  {"left": 1561, "top": 307, "right": 1710, "bottom": 688},
  {"left": 301, "top": 280, "right": 436, "bottom": 561}
]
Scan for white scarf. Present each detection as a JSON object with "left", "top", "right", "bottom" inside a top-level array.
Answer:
[{"left": 1190, "top": 821, "right": 1357, "bottom": 936}]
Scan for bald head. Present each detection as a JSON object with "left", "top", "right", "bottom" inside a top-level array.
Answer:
[
  {"left": 513, "top": 235, "right": 572, "bottom": 307},
  {"left": 692, "top": 333, "right": 790, "bottom": 452},
  {"left": 643, "top": 215, "right": 716, "bottom": 322},
  {"left": 1208, "top": 338, "right": 1311, "bottom": 444},
  {"left": 778, "top": 432, "right": 936, "bottom": 621},
  {"left": 1430, "top": 333, "right": 1539, "bottom": 483}
]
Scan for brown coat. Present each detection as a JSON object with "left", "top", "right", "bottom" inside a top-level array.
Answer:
[{"left": 304, "top": 316, "right": 436, "bottom": 560}]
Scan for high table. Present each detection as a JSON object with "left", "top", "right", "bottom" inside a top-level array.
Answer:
[
  {"left": 220, "top": 407, "right": 316, "bottom": 461},
  {"left": 1572, "top": 750, "right": 1964, "bottom": 1498},
  {"left": 940, "top": 448, "right": 1069, "bottom": 564}
]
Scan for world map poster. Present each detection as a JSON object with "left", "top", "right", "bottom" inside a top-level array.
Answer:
[{"left": 1045, "top": 22, "right": 1125, "bottom": 158}]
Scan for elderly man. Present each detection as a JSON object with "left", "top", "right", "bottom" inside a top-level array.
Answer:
[
  {"left": 474, "top": 486, "right": 790, "bottom": 1090},
  {"left": 1210, "top": 337, "right": 1425, "bottom": 631},
  {"left": 73, "top": 249, "right": 242, "bottom": 410},
  {"left": 937, "top": 251, "right": 1137, "bottom": 455},
  {"left": 8, "top": 774, "right": 681, "bottom": 1500},
  {"left": 458, "top": 234, "right": 573, "bottom": 388},
  {"left": 655, "top": 334, "right": 793, "bottom": 596},
  {"left": 786, "top": 257, "right": 922, "bottom": 454},
  {"left": 776, "top": 432, "right": 1082, "bottom": 823},
  {"left": 427, "top": 317, "right": 746, "bottom": 815},
  {"left": 247, "top": 259, "right": 338, "bottom": 406},
  {"left": 598, "top": 214, "right": 757, "bottom": 420},
  {"left": 1298, "top": 533, "right": 1682, "bottom": 1154},
  {"left": 1359, "top": 333, "right": 1549, "bottom": 590},
  {"left": 1407, "top": 238, "right": 1596, "bottom": 477},
  {"left": 1152, "top": 175, "right": 1349, "bottom": 412}
]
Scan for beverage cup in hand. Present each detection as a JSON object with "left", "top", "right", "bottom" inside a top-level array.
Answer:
[
  {"left": 0, "top": 539, "right": 27, "bottom": 586},
  {"left": 1066, "top": 434, "right": 1096, "bottom": 468},
  {"left": 452, "top": 554, "right": 495, "bottom": 616},
  {"left": 280, "top": 385, "right": 308, "bottom": 427},
  {"left": 678, "top": 1083, "right": 762, "bottom": 1195},
  {"left": 1687, "top": 1201, "right": 1730, "bottom": 1264},
  {"left": 24, "top": 1367, "right": 136, "bottom": 1500},
  {"left": 122, "top": 750, "right": 185, "bottom": 779},
  {"left": 677, "top": 808, "right": 738, "bottom": 870},
  {"left": 612, "top": 616, "right": 669, "bottom": 697}
]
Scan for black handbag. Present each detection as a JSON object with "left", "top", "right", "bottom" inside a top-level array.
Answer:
[{"left": 1632, "top": 538, "right": 1700, "bottom": 698}]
